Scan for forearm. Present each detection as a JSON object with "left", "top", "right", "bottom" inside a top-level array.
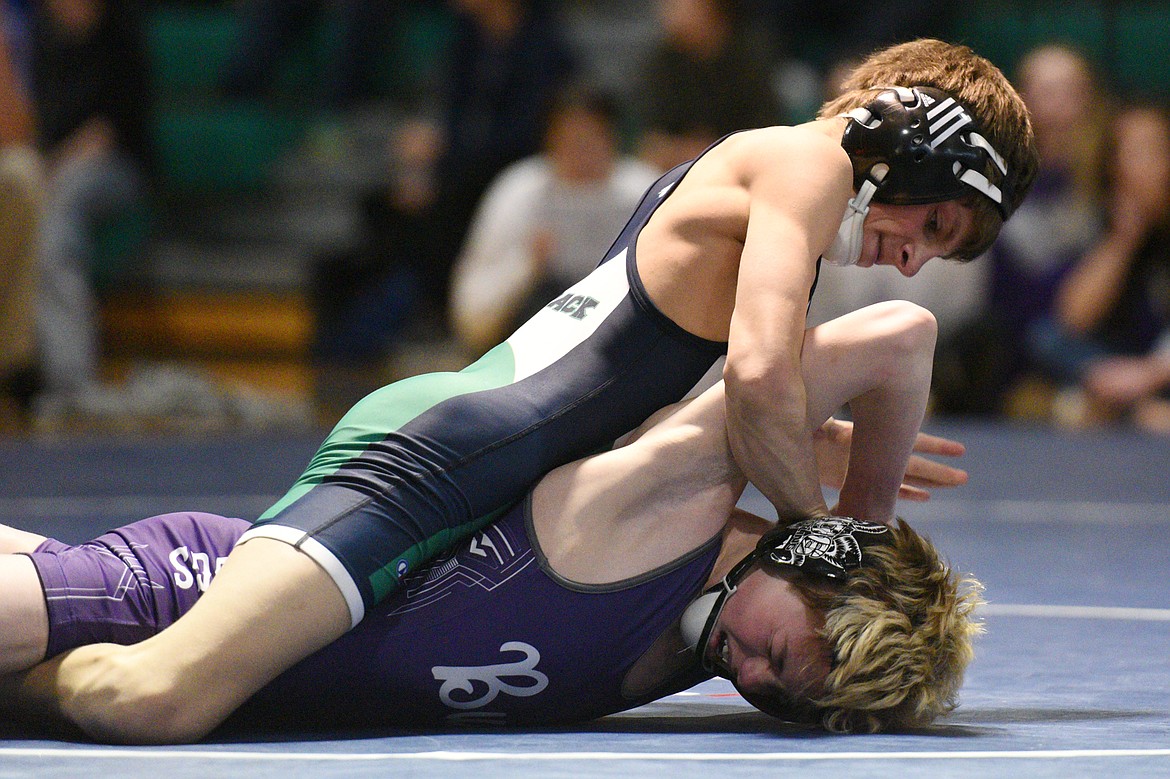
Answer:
[
  {"left": 725, "top": 371, "right": 828, "bottom": 520},
  {"left": 450, "top": 247, "right": 536, "bottom": 351},
  {"left": 801, "top": 300, "right": 941, "bottom": 522},
  {"left": 449, "top": 173, "right": 542, "bottom": 350},
  {"left": 1056, "top": 234, "right": 1138, "bottom": 335},
  {"left": 835, "top": 375, "right": 932, "bottom": 523}
]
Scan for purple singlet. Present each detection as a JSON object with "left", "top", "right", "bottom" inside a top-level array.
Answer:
[
  {"left": 28, "top": 511, "right": 248, "bottom": 658},
  {"left": 28, "top": 500, "right": 718, "bottom": 727}
]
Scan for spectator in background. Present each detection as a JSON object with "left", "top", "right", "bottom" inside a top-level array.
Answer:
[
  {"left": 29, "top": 0, "right": 153, "bottom": 418},
  {"left": 0, "top": 9, "right": 42, "bottom": 427},
  {"left": 1030, "top": 102, "right": 1170, "bottom": 432},
  {"left": 448, "top": 83, "right": 659, "bottom": 356},
  {"left": 932, "top": 43, "right": 1108, "bottom": 416},
  {"left": 635, "top": 0, "right": 781, "bottom": 171},
  {"left": 385, "top": 0, "right": 577, "bottom": 319},
  {"left": 310, "top": 0, "right": 576, "bottom": 411}
]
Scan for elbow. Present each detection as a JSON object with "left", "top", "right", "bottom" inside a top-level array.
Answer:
[{"left": 723, "top": 352, "right": 805, "bottom": 417}]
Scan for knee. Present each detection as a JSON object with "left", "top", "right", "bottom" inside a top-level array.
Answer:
[{"left": 848, "top": 302, "right": 938, "bottom": 392}]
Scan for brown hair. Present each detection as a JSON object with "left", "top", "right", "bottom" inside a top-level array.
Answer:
[
  {"left": 819, "top": 39, "right": 1041, "bottom": 259},
  {"left": 788, "top": 518, "right": 985, "bottom": 732}
]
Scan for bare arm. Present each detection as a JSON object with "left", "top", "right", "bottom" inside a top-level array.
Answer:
[
  {"left": 533, "top": 383, "right": 747, "bottom": 582},
  {"left": 1055, "top": 217, "right": 1143, "bottom": 336},
  {"left": 538, "top": 299, "right": 961, "bottom": 586},
  {"left": 723, "top": 130, "right": 852, "bottom": 520},
  {"left": 1057, "top": 134, "right": 1166, "bottom": 335},
  {"left": 449, "top": 163, "right": 546, "bottom": 352}
]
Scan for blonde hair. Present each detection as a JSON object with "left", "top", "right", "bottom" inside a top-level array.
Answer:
[
  {"left": 790, "top": 518, "right": 984, "bottom": 732},
  {"left": 819, "top": 39, "right": 1041, "bottom": 258}
]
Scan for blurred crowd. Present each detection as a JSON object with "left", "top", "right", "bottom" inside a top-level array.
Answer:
[{"left": 1, "top": 0, "right": 1168, "bottom": 436}]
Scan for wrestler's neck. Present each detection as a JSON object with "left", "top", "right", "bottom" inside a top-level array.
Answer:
[{"left": 798, "top": 115, "right": 850, "bottom": 141}]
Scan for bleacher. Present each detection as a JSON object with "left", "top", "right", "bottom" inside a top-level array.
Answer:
[
  {"left": 951, "top": 0, "right": 1170, "bottom": 98},
  {"left": 99, "top": 2, "right": 454, "bottom": 410}
]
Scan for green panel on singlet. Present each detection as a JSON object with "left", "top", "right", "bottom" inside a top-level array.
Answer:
[
  {"left": 259, "top": 341, "right": 518, "bottom": 519},
  {"left": 369, "top": 502, "right": 512, "bottom": 603}
]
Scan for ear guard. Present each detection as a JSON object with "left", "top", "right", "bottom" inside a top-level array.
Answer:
[
  {"left": 681, "top": 516, "right": 891, "bottom": 674},
  {"left": 842, "top": 86, "right": 1017, "bottom": 220}
]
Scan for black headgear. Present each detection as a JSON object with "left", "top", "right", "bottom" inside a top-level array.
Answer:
[
  {"left": 842, "top": 86, "right": 1016, "bottom": 220},
  {"left": 680, "top": 516, "right": 892, "bottom": 674}
]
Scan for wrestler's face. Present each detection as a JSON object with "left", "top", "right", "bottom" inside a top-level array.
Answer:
[
  {"left": 857, "top": 200, "right": 976, "bottom": 277},
  {"left": 700, "top": 566, "right": 833, "bottom": 722}
]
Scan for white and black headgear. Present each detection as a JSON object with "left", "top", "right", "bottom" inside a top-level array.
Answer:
[
  {"left": 822, "top": 86, "right": 1016, "bottom": 267},
  {"left": 844, "top": 85, "right": 1016, "bottom": 218}
]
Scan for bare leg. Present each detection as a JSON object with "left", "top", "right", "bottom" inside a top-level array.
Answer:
[
  {"left": 0, "top": 523, "right": 47, "bottom": 554},
  {"left": 33, "top": 538, "right": 350, "bottom": 743},
  {"left": 0, "top": 523, "right": 50, "bottom": 673},
  {"left": 0, "top": 555, "right": 49, "bottom": 672}
]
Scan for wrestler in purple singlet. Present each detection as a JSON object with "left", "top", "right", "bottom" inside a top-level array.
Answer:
[{"left": 27, "top": 503, "right": 718, "bottom": 726}]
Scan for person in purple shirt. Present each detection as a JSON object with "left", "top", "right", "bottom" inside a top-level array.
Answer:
[{"left": 0, "top": 300, "right": 980, "bottom": 738}]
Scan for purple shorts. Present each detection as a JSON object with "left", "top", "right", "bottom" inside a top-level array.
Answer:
[{"left": 26, "top": 511, "right": 249, "bottom": 658}]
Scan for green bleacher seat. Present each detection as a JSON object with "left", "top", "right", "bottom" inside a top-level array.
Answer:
[
  {"left": 146, "top": 5, "right": 242, "bottom": 100},
  {"left": 955, "top": 0, "right": 1170, "bottom": 98},
  {"left": 153, "top": 103, "right": 304, "bottom": 193},
  {"left": 1114, "top": 3, "right": 1170, "bottom": 98}
]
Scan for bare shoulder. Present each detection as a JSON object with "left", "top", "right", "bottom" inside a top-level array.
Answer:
[{"left": 717, "top": 124, "right": 853, "bottom": 200}]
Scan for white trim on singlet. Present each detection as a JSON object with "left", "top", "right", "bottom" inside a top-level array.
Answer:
[{"left": 237, "top": 524, "right": 366, "bottom": 627}]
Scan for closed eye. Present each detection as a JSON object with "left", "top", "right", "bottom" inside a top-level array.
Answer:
[
  {"left": 770, "top": 635, "right": 785, "bottom": 679},
  {"left": 927, "top": 209, "right": 941, "bottom": 236}
]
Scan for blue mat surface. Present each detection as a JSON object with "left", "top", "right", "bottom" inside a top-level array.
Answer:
[{"left": 1, "top": 420, "right": 1168, "bottom": 778}]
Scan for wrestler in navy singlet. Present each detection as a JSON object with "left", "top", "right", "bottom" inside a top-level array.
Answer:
[
  {"left": 241, "top": 154, "right": 729, "bottom": 626},
  {"left": 29, "top": 504, "right": 719, "bottom": 727}
]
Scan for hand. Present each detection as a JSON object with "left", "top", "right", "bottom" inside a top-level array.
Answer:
[
  {"left": 1108, "top": 188, "right": 1162, "bottom": 250},
  {"left": 390, "top": 119, "right": 441, "bottom": 211},
  {"left": 814, "top": 419, "right": 967, "bottom": 502},
  {"left": 1084, "top": 356, "right": 1160, "bottom": 405},
  {"left": 49, "top": 118, "right": 115, "bottom": 175},
  {"left": 530, "top": 229, "right": 557, "bottom": 276},
  {"left": 899, "top": 431, "right": 968, "bottom": 501}
]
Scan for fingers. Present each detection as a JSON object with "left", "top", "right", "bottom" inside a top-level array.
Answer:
[
  {"left": 906, "top": 458, "right": 968, "bottom": 486},
  {"left": 905, "top": 433, "right": 968, "bottom": 494},
  {"left": 896, "top": 443, "right": 969, "bottom": 504},
  {"left": 912, "top": 431, "right": 966, "bottom": 457},
  {"left": 897, "top": 484, "right": 931, "bottom": 502}
]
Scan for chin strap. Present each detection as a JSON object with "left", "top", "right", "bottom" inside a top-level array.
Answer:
[
  {"left": 679, "top": 590, "right": 723, "bottom": 653},
  {"left": 682, "top": 516, "right": 892, "bottom": 673},
  {"left": 679, "top": 547, "right": 762, "bottom": 674},
  {"left": 821, "top": 163, "right": 888, "bottom": 267}
]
